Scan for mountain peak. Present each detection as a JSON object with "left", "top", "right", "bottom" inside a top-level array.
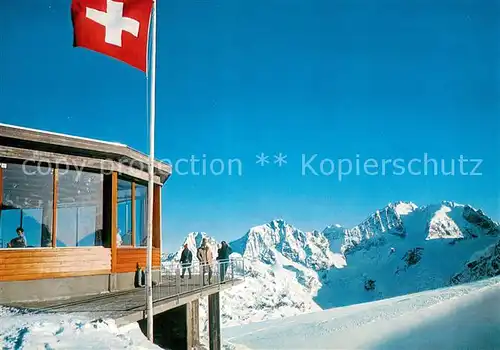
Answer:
[
  {"left": 184, "top": 231, "right": 215, "bottom": 247},
  {"left": 164, "top": 231, "right": 219, "bottom": 263},
  {"left": 391, "top": 201, "right": 418, "bottom": 216},
  {"left": 440, "top": 200, "right": 464, "bottom": 208},
  {"left": 267, "top": 218, "right": 290, "bottom": 229},
  {"left": 229, "top": 219, "right": 342, "bottom": 269}
]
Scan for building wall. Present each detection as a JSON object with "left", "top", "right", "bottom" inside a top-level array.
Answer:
[
  {"left": 0, "top": 269, "right": 162, "bottom": 303},
  {"left": 0, "top": 274, "right": 111, "bottom": 303},
  {"left": 115, "top": 247, "right": 161, "bottom": 273},
  {"left": 0, "top": 246, "right": 162, "bottom": 303},
  {"left": 0, "top": 247, "right": 111, "bottom": 281},
  {"left": 0, "top": 146, "right": 166, "bottom": 303}
]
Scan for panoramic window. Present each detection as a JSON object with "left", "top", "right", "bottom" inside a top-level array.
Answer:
[
  {"left": 135, "top": 183, "right": 148, "bottom": 247},
  {"left": 0, "top": 162, "right": 53, "bottom": 248},
  {"left": 56, "top": 169, "right": 103, "bottom": 247},
  {"left": 117, "top": 178, "right": 133, "bottom": 246}
]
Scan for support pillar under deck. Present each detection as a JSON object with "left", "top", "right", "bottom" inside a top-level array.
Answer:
[
  {"left": 208, "top": 292, "right": 221, "bottom": 350},
  {"left": 187, "top": 299, "right": 200, "bottom": 349}
]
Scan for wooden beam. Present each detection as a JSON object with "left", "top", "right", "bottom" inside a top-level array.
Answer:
[
  {"left": 208, "top": 293, "right": 221, "bottom": 350},
  {"left": 0, "top": 167, "right": 3, "bottom": 205},
  {"left": 111, "top": 172, "right": 118, "bottom": 273},
  {"left": 52, "top": 168, "right": 58, "bottom": 248},
  {"left": 0, "top": 125, "right": 172, "bottom": 178},
  {"left": 0, "top": 145, "right": 163, "bottom": 185},
  {"left": 131, "top": 182, "right": 136, "bottom": 247},
  {"left": 0, "top": 167, "right": 3, "bottom": 248},
  {"left": 159, "top": 182, "right": 162, "bottom": 258},
  {"left": 152, "top": 184, "right": 161, "bottom": 249}
]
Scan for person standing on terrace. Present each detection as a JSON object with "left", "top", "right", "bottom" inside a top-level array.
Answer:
[
  {"left": 217, "top": 241, "right": 233, "bottom": 282},
  {"left": 197, "top": 238, "right": 213, "bottom": 285},
  {"left": 180, "top": 244, "right": 193, "bottom": 279}
]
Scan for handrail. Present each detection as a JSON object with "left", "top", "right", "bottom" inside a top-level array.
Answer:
[{"left": 155, "top": 257, "right": 245, "bottom": 301}]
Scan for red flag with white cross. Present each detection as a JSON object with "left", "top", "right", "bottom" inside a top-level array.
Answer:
[{"left": 71, "top": 0, "right": 153, "bottom": 72}]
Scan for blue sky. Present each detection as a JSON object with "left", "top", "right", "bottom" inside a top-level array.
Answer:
[{"left": 1, "top": 0, "right": 498, "bottom": 252}]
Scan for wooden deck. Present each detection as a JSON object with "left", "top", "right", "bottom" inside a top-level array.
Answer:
[{"left": 5, "top": 274, "right": 243, "bottom": 326}]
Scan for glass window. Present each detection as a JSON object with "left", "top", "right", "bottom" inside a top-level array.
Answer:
[
  {"left": 0, "top": 162, "right": 53, "bottom": 248},
  {"left": 135, "top": 184, "right": 148, "bottom": 247},
  {"left": 56, "top": 169, "right": 103, "bottom": 247},
  {"left": 117, "top": 179, "right": 132, "bottom": 246}
]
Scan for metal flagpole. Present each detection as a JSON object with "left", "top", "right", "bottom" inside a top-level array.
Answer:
[{"left": 146, "top": 0, "right": 157, "bottom": 341}]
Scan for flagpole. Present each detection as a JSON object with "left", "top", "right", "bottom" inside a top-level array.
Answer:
[{"left": 146, "top": 0, "right": 157, "bottom": 342}]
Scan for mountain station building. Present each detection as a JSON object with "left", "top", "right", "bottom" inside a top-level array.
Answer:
[{"left": 0, "top": 123, "right": 242, "bottom": 350}]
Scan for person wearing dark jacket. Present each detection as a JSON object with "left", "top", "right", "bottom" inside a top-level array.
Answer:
[
  {"left": 216, "top": 241, "right": 232, "bottom": 282},
  {"left": 179, "top": 244, "right": 193, "bottom": 279},
  {"left": 8, "top": 227, "right": 27, "bottom": 248}
]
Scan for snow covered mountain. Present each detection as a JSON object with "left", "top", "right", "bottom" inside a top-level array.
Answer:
[
  {"left": 322, "top": 201, "right": 498, "bottom": 257},
  {"left": 163, "top": 231, "right": 218, "bottom": 265},
  {"left": 451, "top": 239, "right": 500, "bottom": 284},
  {"left": 317, "top": 201, "right": 500, "bottom": 308},
  {"left": 324, "top": 201, "right": 416, "bottom": 255},
  {"left": 163, "top": 200, "right": 500, "bottom": 335},
  {"left": 164, "top": 229, "right": 323, "bottom": 333},
  {"left": 230, "top": 219, "right": 346, "bottom": 269}
]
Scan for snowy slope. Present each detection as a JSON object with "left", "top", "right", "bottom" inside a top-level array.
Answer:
[
  {"left": 162, "top": 229, "right": 322, "bottom": 336},
  {"left": 0, "top": 307, "right": 159, "bottom": 350},
  {"left": 198, "top": 251, "right": 322, "bottom": 331},
  {"left": 224, "top": 276, "right": 500, "bottom": 350},
  {"left": 452, "top": 238, "right": 500, "bottom": 284}
]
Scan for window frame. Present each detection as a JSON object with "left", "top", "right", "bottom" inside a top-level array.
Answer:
[
  {"left": 0, "top": 158, "right": 161, "bottom": 252},
  {"left": 55, "top": 167, "right": 104, "bottom": 248},
  {"left": 0, "top": 161, "right": 55, "bottom": 249},
  {"left": 116, "top": 176, "right": 150, "bottom": 248},
  {"left": 117, "top": 177, "right": 134, "bottom": 247}
]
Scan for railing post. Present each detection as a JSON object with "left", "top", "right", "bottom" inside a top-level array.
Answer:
[
  {"left": 175, "top": 263, "right": 180, "bottom": 295},
  {"left": 231, "top": 259, "right": 234, "bottom": 280}
]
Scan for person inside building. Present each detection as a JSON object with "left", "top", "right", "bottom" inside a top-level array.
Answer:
[
  {"left": 7, "top": 227, "right": 27, "bottom": 248},
  {"left": 196, "top": 238, "right": 213, "bottom": 285},
  {"left": 217, "top": 241, "right": 233, "bottom": 282},
  {"left": 116, "top": 228, "right": 123, "bottom": 247},
  {"left": 179, "top": 244, "right": 193, "bottom": 279}
]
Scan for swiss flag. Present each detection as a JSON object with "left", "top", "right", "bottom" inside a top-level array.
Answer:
[{"left": 71, "top": 0, "right": 153, "bottom": 72}]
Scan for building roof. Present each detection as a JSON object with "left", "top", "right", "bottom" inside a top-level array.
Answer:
[{"left": 0, "top": 123, "right": 172, "bottom": 184}]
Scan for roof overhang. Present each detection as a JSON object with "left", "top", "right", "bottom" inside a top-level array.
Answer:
[{"left": 0, "top": 123, "right": 172, "bottom": 185}]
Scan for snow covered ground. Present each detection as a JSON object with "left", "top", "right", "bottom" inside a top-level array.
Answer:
[
  {"left": 0, "top": 308, "right": 159, "bottom": 350},
  {"left": 3, "top": 277, "right": 499, "bottom": 349},
  {"left": 224, "top": 276, "right": 500, "bottom": 350},
  {"left": 198, "top": 252, "right": 322, "bottom": 332}
]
